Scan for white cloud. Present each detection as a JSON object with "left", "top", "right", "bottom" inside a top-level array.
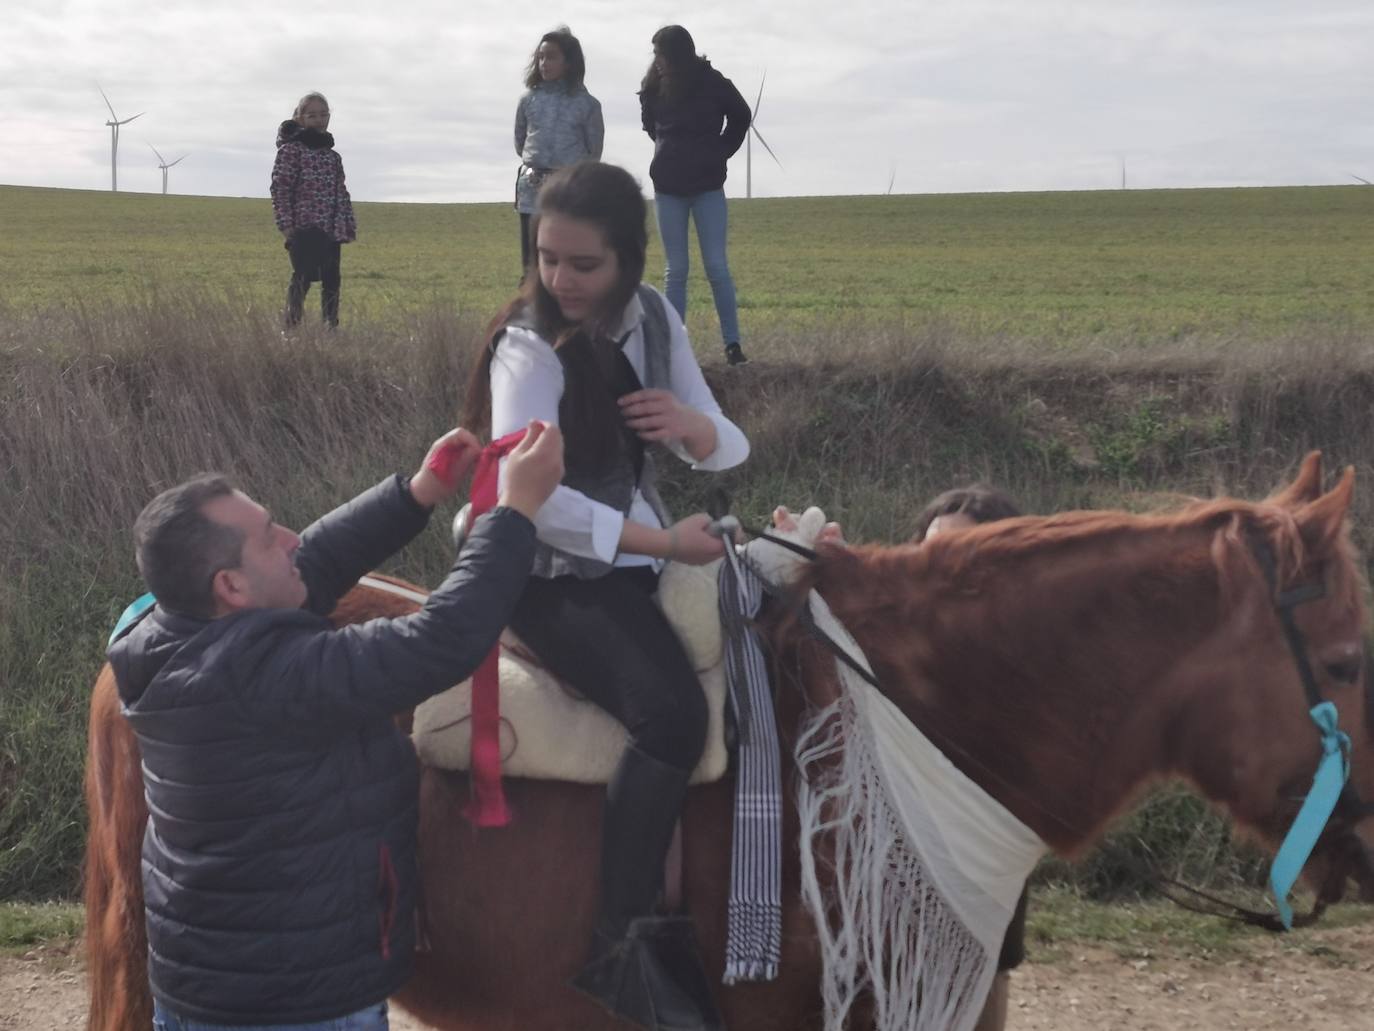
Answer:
[{"left": 1, "top": 0, "right": 1372, "bottom": 201}]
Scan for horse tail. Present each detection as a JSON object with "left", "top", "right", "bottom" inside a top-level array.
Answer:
[{"left": 83, "top": 664, "right": 152, "bottom": 1031}]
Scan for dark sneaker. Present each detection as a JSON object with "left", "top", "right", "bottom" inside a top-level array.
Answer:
[{"left": 724, "top": 343, "right": 749, "bottom": 366}]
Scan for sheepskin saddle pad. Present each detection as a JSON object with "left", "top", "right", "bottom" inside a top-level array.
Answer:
[{"left": 411, "top": 559, "right": 730, "bottom": 785}]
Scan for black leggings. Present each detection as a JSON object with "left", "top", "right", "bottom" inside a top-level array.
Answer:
[
  {"left": 285, "top": 230, "right": 342, "bottom": 327},
  {"left": 997, "top": 887, "right": 1029, "bottom": 970},
  {"left": 508, "top": 567, "right": 708, "bottom": 772}
]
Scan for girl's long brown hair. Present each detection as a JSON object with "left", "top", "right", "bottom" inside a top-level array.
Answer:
[
  {"left": 522, "top": 27, "right": 587, "bottom": 90},
  {"left": 464, "top": 161, "right": 648, "bottom": 472},
  {"left": 639, "top": 24, "right": 707, "bottom": 103}
]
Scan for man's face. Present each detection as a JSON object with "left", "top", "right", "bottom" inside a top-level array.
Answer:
[{"left": 203, "top": 491, "right": 307, "bottom": 614}]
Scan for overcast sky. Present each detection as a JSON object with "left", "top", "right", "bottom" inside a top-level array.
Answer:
[{"left": 4, "top": 0, "right": 1372, "bottom": 203}]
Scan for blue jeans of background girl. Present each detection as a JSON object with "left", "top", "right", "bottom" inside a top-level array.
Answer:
[
  {"left": 152, "top": 998, "right": 389, "bottom": 1031},
  {"left": 653, "top": 189, "right": 740, "bottom": 349}
]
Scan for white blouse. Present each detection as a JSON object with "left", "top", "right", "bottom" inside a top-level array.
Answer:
[{"left": 490, "top": 286, "right": 750, "bottom": 567}]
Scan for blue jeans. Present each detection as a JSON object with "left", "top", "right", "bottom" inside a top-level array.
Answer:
[
  {"left": 653, "top": 189, "right": 740, "bottom": 348},
  {"left": 152, "top": 998, "right": 388, "bottom": 1031}
]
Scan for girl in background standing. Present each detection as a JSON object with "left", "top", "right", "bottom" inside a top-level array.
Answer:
[
  {"left": 514, "top": 27, "right": 604, "bottom": 275},
  {"left": 270, "top": 92, "right": 356, "bottom": 328},
  {"left": 638, "top": 25, "right": 752, "bottom": 366}
]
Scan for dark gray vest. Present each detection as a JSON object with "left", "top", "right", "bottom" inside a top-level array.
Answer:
[{"left": 508, "top": 285, "right": 673, "bottom": 580}]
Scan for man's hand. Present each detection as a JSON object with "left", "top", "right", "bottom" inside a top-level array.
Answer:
[
  {"left": 410, "top": 428, "right": 482, "bottom": 508},
  {"left": 499, "top": 420, "right": 564, "bottom": 521}
]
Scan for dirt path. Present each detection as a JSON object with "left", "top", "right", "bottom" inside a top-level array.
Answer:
[{"left": 5, "top": 922, "right": 1374, "bottom": 1030}]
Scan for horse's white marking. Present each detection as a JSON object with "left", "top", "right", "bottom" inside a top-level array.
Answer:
[{"left": 357, "top": 575, "right": 429, "bottom": 606}]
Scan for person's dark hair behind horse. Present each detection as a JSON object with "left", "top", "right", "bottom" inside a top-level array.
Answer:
[
  {"left": 523, "top": 26, "right": 587, "bottom": 89},
  {"left": 133, "top": 474, "right": 242, "bottom": 619},
  {"left": 640, "top": 24, "right": 706, "bottom": 101},
  {"left": 467, "top": 161, "right": 648, "bottom": 469},
  {"left": 913, "top": 484, "right": 1023, "bottom": 542}
]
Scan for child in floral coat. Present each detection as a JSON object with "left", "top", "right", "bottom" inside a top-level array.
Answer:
[{"left": 271, "top": 92, "right": 356, "bottom": 328}]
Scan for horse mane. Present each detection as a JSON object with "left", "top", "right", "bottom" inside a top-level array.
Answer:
[{"left": 795, "top": 495, "right": 1361, "bottom": 639}]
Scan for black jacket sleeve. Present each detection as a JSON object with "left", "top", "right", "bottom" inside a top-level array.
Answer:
[
  {"left": 717, "top": 75, "right": 751, "bottom": 159},
  {"left": 293, "top": 474, "right": 432, "bottom": 617},
  {"left": 233, "top": 506, "right": 536, "bottom": 735}
]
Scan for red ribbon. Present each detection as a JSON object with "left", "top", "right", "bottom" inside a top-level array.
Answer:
[{"left": 462, "top": 428, "right": 529, "bottom": 828}]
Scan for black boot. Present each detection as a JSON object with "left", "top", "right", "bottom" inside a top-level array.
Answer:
[{"left": 571, "top": 745, "right": 724, "bottom": 1031}]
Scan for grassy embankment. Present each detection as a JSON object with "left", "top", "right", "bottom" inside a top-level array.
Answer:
[{"left": 3, "top": 183, "right": 1374, "bottom": 905}]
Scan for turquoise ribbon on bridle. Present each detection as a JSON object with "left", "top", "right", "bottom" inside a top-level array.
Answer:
[
  {"left": 1268, "top": 701, "right": 1351, "bottom": 929},
  {"left": 108, "top": 592, "right": 156, "bottom": 647}
]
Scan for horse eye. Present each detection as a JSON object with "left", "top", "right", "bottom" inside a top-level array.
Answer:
[{"left": 1324, "top": 655, "right": 1362, "bottom": 685}]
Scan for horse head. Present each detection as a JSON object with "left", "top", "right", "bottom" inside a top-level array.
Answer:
[
  {"left": 784, "top": 452, "right": 1374, "bottom": 911},
  {"left": 1161, "top": 455, "right": 1374, "bottom": 908}
]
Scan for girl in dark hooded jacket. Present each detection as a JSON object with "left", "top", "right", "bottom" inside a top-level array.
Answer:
[
  {"left": 638, "top": 26, "right": 752, "bottom": 366},
  {"left": 270, "top": 91, "right": 357, "bottom": 328}
]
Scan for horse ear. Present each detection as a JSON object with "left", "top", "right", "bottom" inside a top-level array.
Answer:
[
  {"left": 1295, "top": 465, "right": 1355, "bottom": 554},
  {"left": 1269, "top": 451, "right": 1324, "bottom": 509}
]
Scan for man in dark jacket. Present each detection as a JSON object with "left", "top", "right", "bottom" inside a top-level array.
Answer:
[{"left": 108, "top": 421, "right": 563, "bottom": 1031}]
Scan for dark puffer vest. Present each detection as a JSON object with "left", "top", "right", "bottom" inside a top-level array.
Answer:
[{"left": 108, "top": 476, "right": 535, "bottom": 1024}]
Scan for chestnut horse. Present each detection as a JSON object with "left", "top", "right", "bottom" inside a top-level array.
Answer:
[{"left": 84, "top": 455, "right": 1374, "bottom": 1031}]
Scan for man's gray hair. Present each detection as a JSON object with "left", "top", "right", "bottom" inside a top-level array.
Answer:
[{"left": 133, "top": 474, "right": 243, "bottom": 619}]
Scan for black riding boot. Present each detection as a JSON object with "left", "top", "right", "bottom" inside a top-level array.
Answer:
[{"left": 571, "top": 745, "right": 724, "bottom": 1031}]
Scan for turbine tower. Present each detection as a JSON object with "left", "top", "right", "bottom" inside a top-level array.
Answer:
[
  {"left": 149, "top": 144, "right": 188, "bottom": 195},
  {"left": 745, "top": 72, "right": 782, "bottom": 199},
  {"left": 98, "top": 86, "right": 143, "bottom": 192}
]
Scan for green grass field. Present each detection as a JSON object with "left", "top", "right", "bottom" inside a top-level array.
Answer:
[
  {"left": 4, "top": 182, "right": 1374, "bottom": 903},
  {"left": 3, "top": 183, "right": 1373, "bottom": 340}
]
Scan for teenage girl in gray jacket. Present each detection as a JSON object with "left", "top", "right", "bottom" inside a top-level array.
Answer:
[{"left": 514, "top": 27, "right": 604, "bottom": 273}]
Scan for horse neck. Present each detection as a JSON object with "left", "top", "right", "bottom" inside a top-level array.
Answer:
[{"left": 807, "top": 521, "right": 1240, "bottom": 855}]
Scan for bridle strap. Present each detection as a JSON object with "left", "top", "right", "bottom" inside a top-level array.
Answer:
[{"left": 1250, "top": 538, "right": 1327, "bottom": 709}]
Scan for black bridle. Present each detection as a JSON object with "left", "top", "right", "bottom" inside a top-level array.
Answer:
[
  {"left": 1251, "top": 537, "right": 1374, "bottom": 825},
  {"left": 1147, "top": 536, "right": 1374, "bottom": 931}
]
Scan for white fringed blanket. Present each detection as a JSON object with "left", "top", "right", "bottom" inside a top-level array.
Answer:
[{"left": 751, "top": 514, "right": 1049, "bottom": 1031}]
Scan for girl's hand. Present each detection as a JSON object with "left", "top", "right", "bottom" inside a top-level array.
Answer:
[
  {"left": 618, "top": 388, "right": 708, "bottom": 444},
  {"left": 664, "top": 513, "right": 725, "bottom": 565}
]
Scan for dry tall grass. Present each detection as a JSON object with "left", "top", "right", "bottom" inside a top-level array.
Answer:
[{"left": 4, "top": 293, "right": 1373, "bottom": 898}]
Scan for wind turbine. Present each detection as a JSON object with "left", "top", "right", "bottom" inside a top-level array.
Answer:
[
  {"left": 745, "top": 72, "right": 782, "bottom": 199},
  {"left": 148, "top": 144, "right": 188, "bottom": 195},
  {"left": 98, "top": 86, "right": 143, "bottom": 192}
]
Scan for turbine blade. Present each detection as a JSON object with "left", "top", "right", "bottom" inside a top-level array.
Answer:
[
  {"left": 121, "top": 112, "right": 144, "bottom": 125},
  {"left": 1352, "top": 174, "right": 1373, "bottom": 186},
  {"left": 148, "top": 143, "right": 165, "bottom": 163},
  {"left": 97, "top": 84, "right": 118, "bottom": 121},
  {"left": 752, "top": 126, "right": 782, "bottom": 168},
  {"left": 169, "top": 155, "right": 187, "bottom": 167},
  {"left": 753, "top": 70, "right": 766, "bottom": 118}
]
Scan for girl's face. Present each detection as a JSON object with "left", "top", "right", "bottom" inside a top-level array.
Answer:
[
  {"left": 537, "top": 213, "right": 620, "bottom": 324},
  {"left": 537, "top": 41, "right": 567, "bottom": 82},
  {"left": 298, "top": 98, "right": 330, "bottom": 131},
  {"left": 652, "top": 49, "right": 669, "bottom": 77}
]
